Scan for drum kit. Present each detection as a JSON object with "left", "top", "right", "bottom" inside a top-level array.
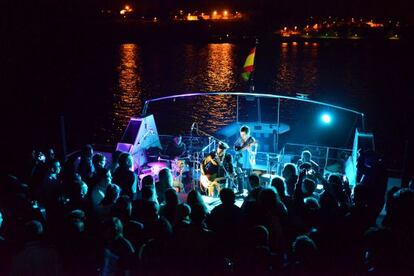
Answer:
[
  {"left": 143, "top": 147, "right": 228, "bottom": 195},
  {"left": 141, "top": 124, "right": 240, "bottom": 196},
  {"left": 143, "top": 156, "right": 193, "bottom": 192}
]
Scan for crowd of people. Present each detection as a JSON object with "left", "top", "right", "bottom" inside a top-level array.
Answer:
[{"left": 0, "top": 144, "right": 413, "bottom": 275}]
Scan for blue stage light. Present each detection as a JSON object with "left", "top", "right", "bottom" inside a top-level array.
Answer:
[{"left": 321, "top": 113, "right": 332, "bottom": 124}]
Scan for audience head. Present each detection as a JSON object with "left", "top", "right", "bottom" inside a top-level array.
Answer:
[
  {"left": 103, "top": 217, "right": 123, "bottom": 240},
  {"left": 248, "top": 174, "right": 261, "bottom": 189},
  {"left": 142, "top": 186, "right": 156, "bottom": 202},
  {"left": 248, "top": 225, "right": 269, "bottom": 247},
  {"left": 158, "top": 168, "right": 173, "bottom": 186},
  {"left": 302, "top": 178, "right": 317, "bottom": 195},
  {"left": 386, "top": 188, "right": 414, "bottom": 228},
  {"left": 353, "top": 184, "right": 369, "bottom": 207},
  {"left": 112, "top": 195, "right": 132, "bottom": 219},
  {"left": 187, "top": 190, "right": 207, "bottom": 212},
  {"left": 92, "top": 153, "right": 106, "bottom": 170},
  {"left": 328, "top": 173, "right": 343, "bottom": 193},
  {"left": 32, "top": 150, "right": 46, "bottom": 164},
  {"left": 142, "top": 175, "right": 155, "bottom": 188},
  {"left": 112, "top": 150, "right": 122, "bottom": 161},
  {"left": 141, "top": 201, "right": 160, "bottom": 223},
  {"left": 175, "top": 203, "right": 191, "bottom": 222},
  {"left": 68, "top": 209, "right": 86, "bottom": 233},
  {"left": 165, "top": 188, "right": 179, "bottom": 206},
  {"left": 362, "top": 227, "right": 394, "bottom": 271},
  {"left": 271, "top": 176, "right": 287, "bottom": 197},
  {"left": 301, "top": 150, "right": 312, "bottom": 163},
  {"left": 109, "top": 151, "right": 122, "bottom": 174},
  {"left": 219, "top": 188, "right": 236, "bottom": 206},
  {"left": 119, "top": 152, "right": 133, "bottom": 170},
  {"left": 46, "top": 148, "right": 56, "bottom": 160},
  {"left": 259, "top": 187, "right": 282, "bottom": 213},
  {"left": 24, "top": 220, "right": 44, "bottom": 242},
  {"left": 282, "top": 163, "right": 297, "bottom": 180},
  {"left": 304, "top": 197, "right": 320, "bottom": 211},
  {"left": 81, "top": 144, "right": 94, "bottom": 159},
  {"left": 69, "top": 176, "right": 88, "bottom": 202},
  {"left": 190, "top": 204, "right": 207, "bottom": 225},
  {"left": 292, "top": 235, "right": 318, "bottom": 265},
  {"left": 187, "top": 189, "right": 201, "bottom": 205},
  {"left": 96, "top": 168, "right": 112, "bottom": 187},
  {"left": 101, "top": 184, "right": 121, "bottom": 205},
  {"left": 48, "top": 158, "right": 61, "bottom": 175},
  {"left": 0, "top": 209, "right": 3, "bottom": 229}
]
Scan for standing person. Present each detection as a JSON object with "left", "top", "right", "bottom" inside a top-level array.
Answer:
[
  {"left": 234, "top": 125, "right": 258, "bottom": 193},
  {"left": 93, "top": 153, "right": 107, "bottom": 171},
  {"left": 78, "top": 144, "right": 95, "bottom": 184},
  {"left": 101, "top": 217, "right": 135, "bottom": 276},
  {"left": 155, "top": 168, "right": 173, "bottom": 203},
  {"left": 113, "top": 153, "right": 138, "bottom": 200},
  {"left": 90, "top": 168, "right": 112, "bottom": 209},
  {"left": 201, "top": 142, "right": 235, "bottom": 197},
  {"left": 282, "top": 163, "right": 298, "bottom": 196},
  {"left": 297, "top": 150, "right": 320, "bottom": 173}
]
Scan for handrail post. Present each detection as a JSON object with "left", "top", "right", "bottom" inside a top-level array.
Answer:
[
  {"left": 324, "top": 147, "right": 330, "bottom": 171},
  {"left": 361, "top": 113, "right": 365, "bottom": 131},
  {"left": 276, "top": 98, "right": 280, "bottom": 153},
  {"left": 236, "top": 96, "right": 239, "bottom": 123}
]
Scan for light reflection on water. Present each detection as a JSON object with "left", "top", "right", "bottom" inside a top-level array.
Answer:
[
  {"left": 109, "top": 43, "right": 142, "bottom": 142},
  {"left": 190, "top": 44, "right": 237, "bottom": 132},
  {"left": 108, "top": 43, "right": 239, "bottom": 140},
  {"left": 190, "top": 95, "right": 237, "bottom": 133},
  {"left": 103, "top": 41, "right": 365, "bottom": 147},
  {"left": 274, "top": 41, "right": 319, "bottom": 96},
  {"left": 107, "top": 42, "right": 324, "bottom": 142},
  {"left": 205, "top": 43, "right": 237, "bottom": 91}
]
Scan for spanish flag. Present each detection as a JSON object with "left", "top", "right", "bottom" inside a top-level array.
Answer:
[{"left": 242, "top": 47, "right": 256, "bottom": 81}]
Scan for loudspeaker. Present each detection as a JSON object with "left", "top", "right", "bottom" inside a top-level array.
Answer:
[{"left": 116, "top": 115, "right": 162, "bottom": 170}]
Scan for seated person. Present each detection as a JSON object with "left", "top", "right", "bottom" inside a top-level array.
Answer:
[{"left": 164, "top": 135, "right": 186, "bottom": 160}]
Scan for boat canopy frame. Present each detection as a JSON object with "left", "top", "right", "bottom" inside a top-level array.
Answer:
[{"left": 142, "top": 91, "right": 365, "bottom": 129}]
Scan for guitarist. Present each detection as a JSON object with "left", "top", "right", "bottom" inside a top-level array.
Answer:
[
  {"left": 200, "top": 142, "right": 235, "bottom": 197},
  {"left": 234, "top": 125, "right": 258, "bottom": 193}
]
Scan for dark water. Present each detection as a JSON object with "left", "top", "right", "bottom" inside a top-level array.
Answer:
[{"left": 4, "top": 39, "right": 414, "bottom": 172}]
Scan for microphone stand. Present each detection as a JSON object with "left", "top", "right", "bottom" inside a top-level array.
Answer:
[{"left": 193, "top": 125, "right": 226, "bottom": 146}]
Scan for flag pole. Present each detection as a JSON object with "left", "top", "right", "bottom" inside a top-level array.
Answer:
[{"left": 249, "top": 38, "right": 259, "bottom": 93}]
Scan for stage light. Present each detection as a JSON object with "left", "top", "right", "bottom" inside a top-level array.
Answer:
[{"left": 321, "top": 113, "right": 332, "bottom": 124}]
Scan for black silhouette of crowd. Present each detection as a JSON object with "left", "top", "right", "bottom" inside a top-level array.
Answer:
[{"left": 1, "top": 145, "right": 413, "bottom": 275}]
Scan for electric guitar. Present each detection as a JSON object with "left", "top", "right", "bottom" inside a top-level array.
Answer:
[
  {"left": 200, "top": 154, "right": 236, "bottom": 190},
  {"left": 235, "top": 137, "right": 258, "bottom": 166}
]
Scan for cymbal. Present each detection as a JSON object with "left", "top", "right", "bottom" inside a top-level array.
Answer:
[{"left": 147, "top": 161, "right": 168, "bottom": 168}]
